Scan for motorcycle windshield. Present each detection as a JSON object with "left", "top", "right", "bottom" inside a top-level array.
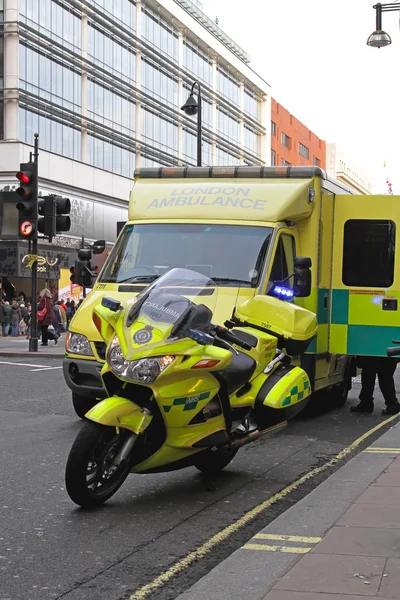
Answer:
[{"left": 124, "top": 268, "right": 217, "bottom": 348}]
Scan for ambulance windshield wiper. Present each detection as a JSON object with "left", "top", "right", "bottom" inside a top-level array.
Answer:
[
  {"left": 211, "top": 277, "right": 251, "bottom": 287},
  {"left": 118, "top": 275, "right": 159, "bottom": 284}
]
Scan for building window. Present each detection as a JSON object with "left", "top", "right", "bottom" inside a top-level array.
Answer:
[
  {"left": 244, "top": 89, "right": 259, "bottom": 119},
  {"left": 183, "top": 40, "right": 212, "bottom": 86},
  {"left": 281, "top": 159, "right": 291, "bottom": 166},
  {"left": 313, "top": 156, "right": 320, "bottom": 166},
  {"left": 217, "top": 67, "right": 240, "bottom": 106},
  {"left": 281, "top": 132, "right": 291, "bottom": 149},
  {"left": 271, "top": 149, "right": 276, "bottom": 166},
  {"left": 271, "top": 121, "right": 276, "bottom": 136},
  {"left": 299, "top": 142, "right": 309, "bottom": 159},
  {"left": 342, "top": 220, "right": 396, "bottom": 287}
]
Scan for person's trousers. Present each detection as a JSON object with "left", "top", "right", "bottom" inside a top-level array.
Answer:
[
  {"left": 41, "top": 324, "right": 57, "bottom": 345},
  {"left": 359, "top": 357, "right": 398, "bottom": 406},
  {"left": 11, "top": 320, "right": 19, "bottom": 336},
  {"left": 1, "top": 323, "right": 9, "bottom": 336}
]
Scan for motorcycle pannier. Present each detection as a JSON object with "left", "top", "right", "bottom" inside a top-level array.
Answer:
[{"left": 234, "top": 295, "right": 317, "bottom": 356}]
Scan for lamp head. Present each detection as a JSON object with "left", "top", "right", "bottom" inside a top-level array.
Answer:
[
  {"left": 367, "top": 29, "right": 392, "bottom": 48},
  {"left": 181, "top": 94, "right": 198, "bottom": 116}
]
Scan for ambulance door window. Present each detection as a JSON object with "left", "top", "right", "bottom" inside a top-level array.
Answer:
[
  {"left": 268, "top": 234, "right": 296, "bottom": 291},
  {"left": 342, "top": 219, "right": 396, "bottom": 287}
]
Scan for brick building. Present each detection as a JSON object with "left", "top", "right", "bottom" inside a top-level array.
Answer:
[{"left": 271, "top": 99, "right": 326, "bottom": 169}]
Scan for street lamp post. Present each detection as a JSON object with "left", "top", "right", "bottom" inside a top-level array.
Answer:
[
  {"left": 181, "top": 81, "right": 202, "bottom": 167},
  {"left": 367, "top": 2, "right": 400, "bottom": 48}
]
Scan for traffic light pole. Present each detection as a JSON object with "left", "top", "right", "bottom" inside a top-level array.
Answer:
[
  {"left": 80, "top": 235, "right": 87, "bottom": 298},
  {"left": 29, "top": 133, "right": 39, "bottom": 352}
]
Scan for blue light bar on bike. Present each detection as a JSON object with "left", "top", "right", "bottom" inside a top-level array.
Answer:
[{"left": 273, "top": 286, "right": 294, "bottom": 299}]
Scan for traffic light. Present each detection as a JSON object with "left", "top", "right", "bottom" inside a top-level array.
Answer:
[
  {"left": 38, "top": 195, "right": 71, "bottom": 242},
  {"left": 16, "top": 162, "right": 38, "bottom": 239},
  {"left": 70, "top": 264, "right": 77, "bottom": 284},
  {"left": 76, "top": 249, "right": 94, "bottom": 287}
]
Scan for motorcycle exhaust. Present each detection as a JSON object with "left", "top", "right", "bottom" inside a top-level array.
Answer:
[{"left": 230, "top": 421, "right": 287, "bottom": 450}]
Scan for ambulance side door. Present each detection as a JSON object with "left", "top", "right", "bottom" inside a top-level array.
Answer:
[{"left": 330, "top": 194, "right": 400, "bottom": 357}]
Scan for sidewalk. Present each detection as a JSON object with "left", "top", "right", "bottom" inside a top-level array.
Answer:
[
  {"left": 0, "top": 335, "right": 66, "bottom": 358},
  {"left": 177, "top": 420, "right": 400, "bottom": 600}
]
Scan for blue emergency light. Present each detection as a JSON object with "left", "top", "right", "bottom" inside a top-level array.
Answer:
[{"left": 273, "top": 286, "right": 294, "bottom": 300}]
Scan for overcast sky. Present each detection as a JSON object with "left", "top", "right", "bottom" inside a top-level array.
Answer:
[{"left": 201, "top": 0, "right": 400, "bottom": 193}]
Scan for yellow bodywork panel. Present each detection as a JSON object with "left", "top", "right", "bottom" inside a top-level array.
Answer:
[
  {"left": 86, "top": 396, "right": 153, "bottom": 434},
  {"left": 264, "top": 367, "right": 311, "bottom": 408}
]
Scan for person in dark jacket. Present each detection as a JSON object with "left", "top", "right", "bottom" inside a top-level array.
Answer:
[
  {"left": 0, "top": 302, "right": 5, "bottom": 336},
  {"left": 37, "top": 288, "right": 59, "bottom": 346},
  {"left": 11, "top": 301, "right": 21, "bottom": 337}
]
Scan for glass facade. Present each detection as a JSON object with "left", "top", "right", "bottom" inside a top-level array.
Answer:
[{"left": 15, "top": 0, "right": 266, "bottom": 197}]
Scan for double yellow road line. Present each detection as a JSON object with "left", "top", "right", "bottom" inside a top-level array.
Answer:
[{"left": 129, "top": 412, "right": 400, "bottom": 600}]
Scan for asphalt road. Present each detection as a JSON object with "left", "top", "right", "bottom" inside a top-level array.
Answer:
[{"left": 0, "top": 358, "right": 399, "bottom": 600}]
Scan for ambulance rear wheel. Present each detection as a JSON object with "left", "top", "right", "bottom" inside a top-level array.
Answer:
[{"left": 330, "top": 359, "right": 353, "bottom": 408}]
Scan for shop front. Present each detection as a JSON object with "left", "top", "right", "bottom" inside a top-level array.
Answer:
[{"left": 0, "top": 242, "right": 80, "bottom": 302}]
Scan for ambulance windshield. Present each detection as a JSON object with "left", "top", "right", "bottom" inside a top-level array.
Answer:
[{"left": 99, "top": 223, "right": 272, "bottom": 288}]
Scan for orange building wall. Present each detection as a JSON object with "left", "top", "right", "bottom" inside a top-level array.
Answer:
[{"left": 271, "top": 99, "right": 326, "bottom": 170}]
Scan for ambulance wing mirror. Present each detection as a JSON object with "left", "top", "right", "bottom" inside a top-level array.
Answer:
[
  {"left": 92, "top": 240, "right": 106, "bottom": 254},
  {"left": 294, "top": 256, "right": 312, "bottom": 298}
]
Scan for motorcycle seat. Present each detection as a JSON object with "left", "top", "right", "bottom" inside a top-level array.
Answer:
[{"left": 217, "top": 351, "right": 256, "bottom": 394}]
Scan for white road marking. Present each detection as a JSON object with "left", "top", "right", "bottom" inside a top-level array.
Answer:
[
  {"left": 0, "top": 360, "right": 61, "bottom": 370},
  {"left": 30, "top": 366, "right": 63, "bottom": 372}
]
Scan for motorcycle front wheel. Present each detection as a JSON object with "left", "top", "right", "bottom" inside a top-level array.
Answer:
[{"left": 65, "top": 422, "right": 132, "bottom": 508}]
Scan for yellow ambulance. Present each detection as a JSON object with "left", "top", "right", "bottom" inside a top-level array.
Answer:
[{"left": 64, "top": 166, "right": 399, "bottom": 417}]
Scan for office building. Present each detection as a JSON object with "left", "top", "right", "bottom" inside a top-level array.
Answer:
[{"left": 0, "top": 0, "right": 270, "bottom": 295}]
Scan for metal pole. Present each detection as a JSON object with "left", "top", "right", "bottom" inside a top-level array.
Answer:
[
  {"left": 29, "top": 133, "right": 39, "bottom": 352},
  {"left": 376, "top": 3, "right": 382, "bottom": 29},
  {"left": 80, "top": 235, "right": 86, "bottom": 298},
  {"left": 195, "top": 82, "right": 202, "bottom": 167}
]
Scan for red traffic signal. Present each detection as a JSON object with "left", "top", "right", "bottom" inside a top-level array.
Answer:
[{"left": 16, "top": 171, "right": 31, "bottom": 185}]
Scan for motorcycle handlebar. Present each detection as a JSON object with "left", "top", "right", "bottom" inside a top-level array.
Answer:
[
  {"left": 214, "top": 325, "right": 252, "bottom": 351},
  {"left": 387, "top": 346, "right": 400, "bottom": 357}
]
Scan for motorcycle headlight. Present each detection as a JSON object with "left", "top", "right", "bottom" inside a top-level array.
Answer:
[
  {"left": 66, "top": 333, "right": 94, "bottom": 356},
  {"left": 107, "top": 337, "right": 175, "bottom": 383}
]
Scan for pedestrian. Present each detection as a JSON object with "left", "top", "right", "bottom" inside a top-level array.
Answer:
[
  {"left": 56, "top": 301, "right": 67, "bottom": 332},
  {"left": 19, "top": 303, "right": 28, "bottom": 336},
  {"left": 37, "top": 288, "right": 59, "bottom": 346},
  {"left": 11, "top": 300, "right": 22, "bottom": 337},
  {"left": 351, "top": 356, "right": 400, "bottom": 415},
  {"left": 25, "top": 302, "right": 32, "bottom": 339},
  {"left": 65, "top": 298, "right": 73, "bottom": 326},
  {"left": 3, "top": 301, "right": 12, "bottom": 336},
  {"left": 53, "top": 302, "right": 62, "bottom": 337}
]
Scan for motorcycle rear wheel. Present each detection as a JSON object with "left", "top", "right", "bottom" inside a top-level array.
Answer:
[
  {"left": 193, "top": 446, "right": 238, "bottom": 474},
  {"left": 65, "top": 421, "right": 132, "bottom": 508}
]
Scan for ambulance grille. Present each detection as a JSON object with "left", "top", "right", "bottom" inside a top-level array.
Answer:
[{"left": 134, "top": 166, "right": 326, "bottom": 180}]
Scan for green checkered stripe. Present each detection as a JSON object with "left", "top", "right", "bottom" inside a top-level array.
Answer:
[
  {"left": 163, "top": 391, "right": 211, "bottom": 413},
  {"left": 281, "top": 378, "right": 310, "bottom": 407}
]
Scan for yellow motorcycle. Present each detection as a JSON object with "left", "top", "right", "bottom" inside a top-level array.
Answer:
[{"left": 65, "top": 268, "right": 317, "bottom": 508}]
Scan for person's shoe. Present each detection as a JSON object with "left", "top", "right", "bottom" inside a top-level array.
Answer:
[
  {"left": 382, "top": 404, "right": 400, "bottom": 415},
  {"left": 54, "top": 336, "right": 59, "bottom": 345},
  {"left": 41, "top": 343, "right": 48, "bottom": 346},
  {"left": 351, "top": 402, "right": 374, "bottom": 413}
]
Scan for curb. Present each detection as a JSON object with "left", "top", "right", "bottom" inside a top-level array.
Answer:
[{"left": 0, "top": 351, "right": 65, "bottom": 359}]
